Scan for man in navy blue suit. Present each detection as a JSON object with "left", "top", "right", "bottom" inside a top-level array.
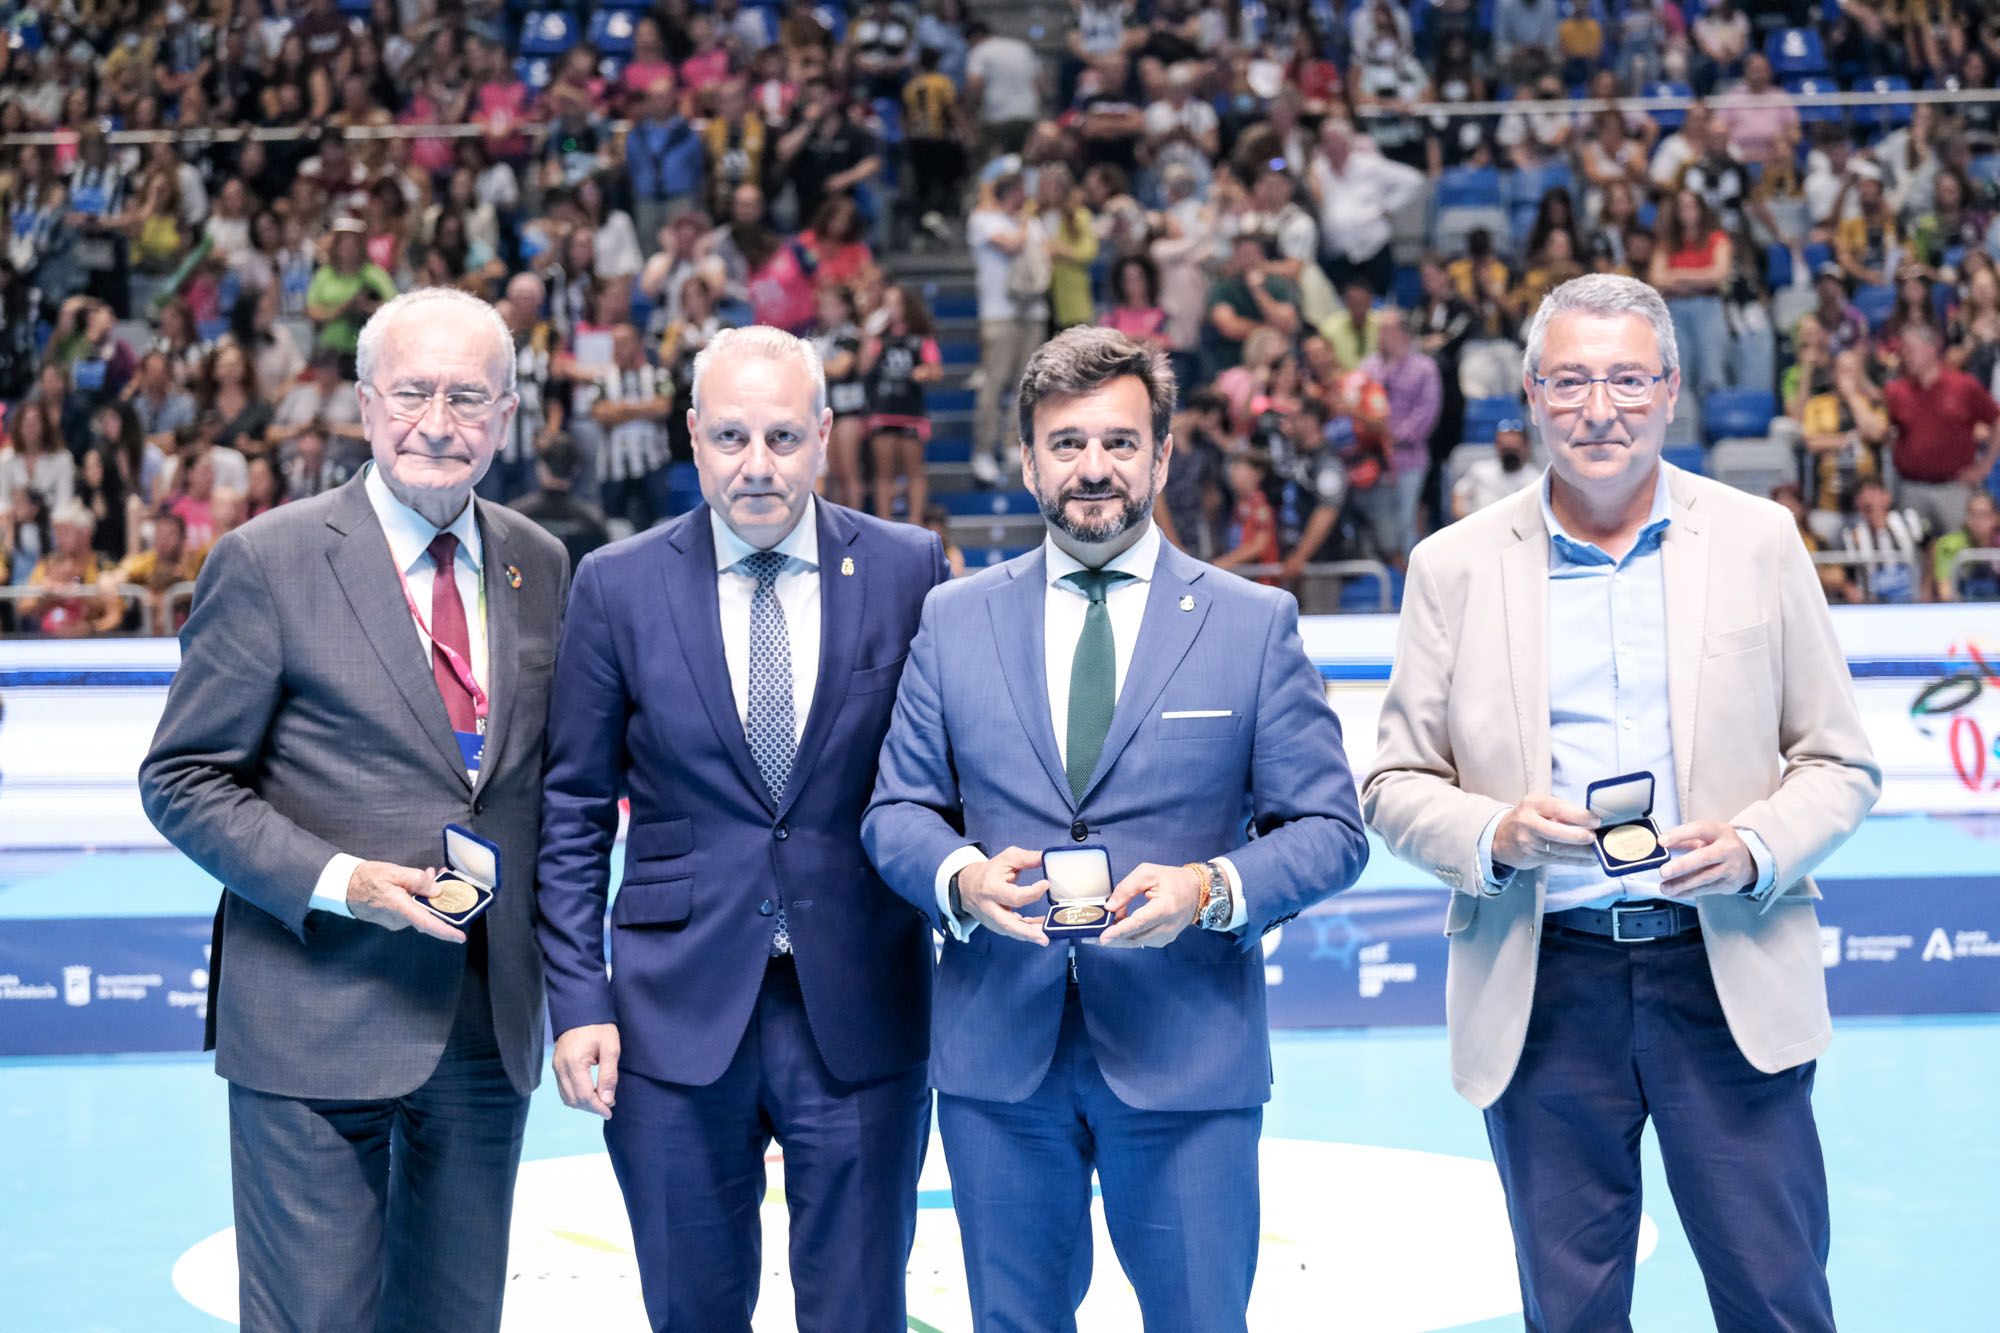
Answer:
[
  {"left": 863, "top": 326, "right": 1369, "bottom": 1332},
  {"left": 536, "top": 325, "right": 949, "bottom": 1331}
]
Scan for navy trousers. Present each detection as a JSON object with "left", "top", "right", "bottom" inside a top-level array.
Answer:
[
  {"left": 1484, "top": 924, "right": 1835, "bottom": 1333},
  {"left": 602, "top": 955, "right": 929, "bottom": 1333},
  {"left": 938, "top": 986, "right": 1263, "bottom": 1333},
  {"left": 228, "top": 965, "right": 529, "bottom": 1333}
]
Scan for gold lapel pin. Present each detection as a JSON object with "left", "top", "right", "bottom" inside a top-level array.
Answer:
[
  {"left": 1179, "top": 594, "right": 1195, "bottom": 612},
  {"left": 840, "top": 557, "right": 855, "bottom": 577},
  {"left": 505, "top": 565, "right": 522, "bottom": 590}
]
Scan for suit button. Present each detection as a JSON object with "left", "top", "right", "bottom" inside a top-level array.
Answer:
[
  {"left": 1070, "top": 821, "right": 1088, "bottom": 842},
  {"left": 759, "top": 899, "right": 775, "bottom": 916},
  {"left": 774, "top": 823, "right": 790, "bottom": 841}
]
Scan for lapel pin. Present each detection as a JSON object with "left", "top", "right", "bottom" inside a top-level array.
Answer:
[
  {"left": 840, "top": 557, "right": 855, "bottom": 577},
  {"left": 505, "top": 565, "right": 522, "bottom": 590},
  {"left": 1179, "top": 594, "right": 1195, "bottom": 612}
]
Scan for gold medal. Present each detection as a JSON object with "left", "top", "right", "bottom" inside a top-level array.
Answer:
[
  {"left": 428, "top": 878, "right": 478, "bottom": 914},
  {"left": 1603, "top": 825, "right": 1659, "bottom": 862},
  {"left": 1052, "top": 904, "right": 1103, "bottom": 926}
]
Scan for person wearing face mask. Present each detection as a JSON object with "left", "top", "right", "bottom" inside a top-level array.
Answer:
[
  {"left": 140, "top": 287, "right": 568, "bottom": 1333},
  {"left": 1452, "top": 418, "right": 1538, "bottom": 519},
  {"left": 536, "top": 325, "right": 948, "bottom": 1331},
  {"left": 863, "top": 326, "right": 1367, "bottom": 1332},
  {"left": 1367, "top": 274, "right": 1878, "bottom": 1333}
]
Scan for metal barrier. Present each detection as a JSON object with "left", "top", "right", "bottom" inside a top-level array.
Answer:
[
  {"left": 0, "top": 582, "right": 154, "bottom": 637},
  {"left": 1811, "top": 549, "right": 1924, "bottom": 601},
  {"left": 1945, "top": 547, "right": 2000, "bottom": 598},
  {"left": 1229, "top": 561, "right": 1394, "bottom": 614}
]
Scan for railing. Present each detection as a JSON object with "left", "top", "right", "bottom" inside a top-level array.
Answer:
[
  {"left": 1945, "top": 547, "right": 2000, "bottom": 598},
  {"left": 1229, "top": 561, "right": 1394, "bottom": 614},
  {"left": 1811, "top": 549, "right": 1924, "bottom": 601},
  {"left": 0, "top": 583, "right": 157, "bottom": 637}
]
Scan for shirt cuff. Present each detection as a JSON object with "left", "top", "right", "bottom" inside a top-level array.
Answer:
[
  {"left": 1737, "top": 828, "right": 1778, "bottom": 899},
  {"left": 1212, "top": 855, "right": 1248, "bottom": 933},
  {"left": 1476, "top": 811, "right": 1514, "bottom": 895},
  {"left": 933, "top": 845, "right": 985, "bottom": 942},
  {"left": 311, "top": 853, "right": 362, "bottom": 918}
]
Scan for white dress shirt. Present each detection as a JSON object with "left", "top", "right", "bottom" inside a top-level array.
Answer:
[
  {"left": 712, "top": 496, "right": 822, "bottom": 748},
  {"left": 310, "top": 466, "right": 490, "bottom": 917},
  {"left": 934, "top": 523, "right": 1246, "bottom": 938}
]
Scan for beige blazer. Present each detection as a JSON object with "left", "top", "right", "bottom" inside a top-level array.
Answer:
[{"left": 1362, "top": 465, "right": 1880, "bottom": 1109}]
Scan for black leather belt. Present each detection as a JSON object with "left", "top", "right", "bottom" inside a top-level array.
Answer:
[{"left": 1546, "top": 899, "right": 1700, "bottom": 943}]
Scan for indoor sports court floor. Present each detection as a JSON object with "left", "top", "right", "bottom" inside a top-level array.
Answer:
[{"left": 3, "top": 979, "right": 1994, "bottom": 1329}]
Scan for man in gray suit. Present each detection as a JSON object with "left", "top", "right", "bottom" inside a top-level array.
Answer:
[{"left": 140, "top": 287, "right": 569, "bottom": 1332}]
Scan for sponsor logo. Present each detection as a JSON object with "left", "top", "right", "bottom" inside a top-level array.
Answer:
[
  {"left": 1357, "top": 941, "right": 1417, "bottom": 999},
  {"left": 1923, "top": 929, "right": 2000, "bottom": 962},
  {"left": 63, "top": 965, "right": 91, "bottom": 1007},
  {"left": 1844, "top": 933, "right": 1915, "bottom": 963},
  {"left": 1820, "top": 926, "right": 1842, "bottom": 969},
  {"left": 0, "top": 973, "right": 58, "bottom": 1001}
]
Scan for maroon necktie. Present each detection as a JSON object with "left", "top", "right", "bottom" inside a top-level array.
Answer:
[{"left": 427, "top": 533, "right": 478, "bottom": 733}]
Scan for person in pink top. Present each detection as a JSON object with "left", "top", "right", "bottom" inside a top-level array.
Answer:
[{"left": 1101, "top": 256, "right": 1169, "bottom": 351}]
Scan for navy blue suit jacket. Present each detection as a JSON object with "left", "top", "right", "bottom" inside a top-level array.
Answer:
[
  {"left": 862, "top": 539, "right": 1369, "bottom": 1112},
  {"left": 537, "top": 502, "right": 948, "bottom": 1086}
]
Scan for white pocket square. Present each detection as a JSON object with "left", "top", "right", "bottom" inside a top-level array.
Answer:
[{"left": 1160, "top": 709, "right": 1234, "bottom": 720}]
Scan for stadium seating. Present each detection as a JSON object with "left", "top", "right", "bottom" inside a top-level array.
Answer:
[{"left": 1701, "top": 389, "right": 1779, "bottom": 445}]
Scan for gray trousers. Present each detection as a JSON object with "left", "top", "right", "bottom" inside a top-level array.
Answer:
[
  {"left": 227, "top": 966, "right": 530, "bottom": 1333},
  {"left": 975, "top": 315, "right": 1042, "bottom": 463}
]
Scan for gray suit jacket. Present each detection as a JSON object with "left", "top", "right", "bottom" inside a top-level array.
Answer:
[
  {"left": 140, "top": 474, "right": 569, "bottom": 1100},
  {"left": 1363, "top": 467, "right": 1880, "bottom": 1108}
]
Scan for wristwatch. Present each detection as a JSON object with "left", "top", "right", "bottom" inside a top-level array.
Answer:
[
  {"left": 948, "top": 867, "right": 968, "bottom": 920},
  {"left": 1185, "top": 861, "right": 1232, "bottom": 932}
]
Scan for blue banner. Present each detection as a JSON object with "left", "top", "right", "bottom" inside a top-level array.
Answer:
[{"left": 0, "top": 917, "right": 212, "bottom": 1056}]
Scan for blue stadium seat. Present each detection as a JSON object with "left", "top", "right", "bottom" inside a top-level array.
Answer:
[
  {"left": 1766, "top": 27, "right": 1827, "bottom": 77},
  {"left": 932, "top": 387, "right": 975, "bottom": 413},
  {"left": 1971, "top": 154, "right": 2000, "bottom": 188},
  {"left": 1800, "top": 240, "right": 1834, "bottom": 275},
  {"left": 1701, "top": 389, "right": 1778, "bottom": 444},
  {"left": 515, "top": 56, "right": 554, "bottom": 93},
  {"left": 1785, "top": 76, "right": 1843, "bottom": 124},
  {"left": 518, "top": 11, "right": 578, "bottom": 58},
  {"left": 1852, "top": 283, "right": 1896, "bottom": 328},
  {"left": 1646, "top": 82, "right": 1693, "bottom": 131},
  {"left": 940, "top": 490, "right": 1039, "bottom": 516},
  {"left": 1462, "top": 396, "right": 1522, "bottom": 444},
  {"left": 1854, "top": 75, "right": 1913, "bottom": 129},
  {"left": 586, "top": 8, "right": 638, "bottom": 56},
  {"left": 926, "top": 437, "right": 972, "bottom": 464},
  {"left": 596, "top": 0, "right": 653, "bottom": 8},
  {"left": 598, "top": 55, "right": 628, "bottom": 84},
  {"left": 1766, "top": 243, "right": 1794, "bottom": 291},
  {"left": 337, "top": 0, "right": 370, "bottom": 13},
  {"left": 1663, "top": 443, "right": 1707, "bottom": 475},
  {"left": 1435, "top": 166, "right": 1503, "bottom": 210},
  {"left": 1392, "top": 264, "right": 1423, "bottom": 310}
]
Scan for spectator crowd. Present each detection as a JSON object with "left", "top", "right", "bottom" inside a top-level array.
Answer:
[{"left": 3, "top": 0, "right": 1999, "bottom": 635}]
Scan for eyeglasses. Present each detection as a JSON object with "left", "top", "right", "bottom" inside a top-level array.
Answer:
[
  {"left": 1531, "top": 371, "right": 1668, "bottom": 410},
  {"left": 366, "top": 382, "right": 506, "bottom": 426}
]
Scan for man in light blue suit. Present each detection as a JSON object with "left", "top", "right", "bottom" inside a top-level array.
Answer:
[{"left": 863, "top": 327, "right": 1369, "bottom": 1332}]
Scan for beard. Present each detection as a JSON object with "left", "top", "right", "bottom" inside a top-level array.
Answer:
[
  {"left": 1036, "top": 479, "right": 1152, "bottom": 546},
  {"left": 1498, "top": 450, "right": 1527, "bottom": 473}
]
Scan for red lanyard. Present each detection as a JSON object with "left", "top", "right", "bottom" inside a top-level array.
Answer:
[{"left": 396, "top": 561, "right": 491, "bottom": 729}]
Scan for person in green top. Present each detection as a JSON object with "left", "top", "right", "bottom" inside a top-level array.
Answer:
[
  {"left": 305, "top": 219, "right": 397, "bottom": 364},
  {"left": 1316, "top": 276, "right": 1384, "bottom": 372},
  {"left": 1035, "top": 163, "right": 1100, "bottom": 331},
  {"left": 1934, "top": 489, "right": 1999, "bottom": 601}
]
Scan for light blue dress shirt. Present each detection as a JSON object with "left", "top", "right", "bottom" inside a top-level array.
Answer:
[{"left": 1479, "top": 466, "right": 1773, "bottom": 910}]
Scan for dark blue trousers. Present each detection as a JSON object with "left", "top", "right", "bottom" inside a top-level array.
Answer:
[
  {"left": 1484, "top": 924, "right": 1835, "bottom": 1333},
  {"left": 602, "top": 955, "right": 929, "bottom": 1333},
  {"left": 938, "top": 986, "right": 1263, "bottom": 1333}
]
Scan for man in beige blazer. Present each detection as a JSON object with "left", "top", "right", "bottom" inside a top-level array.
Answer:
[{"left": 1365, "top": 274, "right": 1878, "bottom": 1333}]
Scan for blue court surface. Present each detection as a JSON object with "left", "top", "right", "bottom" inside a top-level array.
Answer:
[
  {"left": 2, "top": 1018, "right": 1996, "bottom": 1331},
  {"left": 2, "top": 814, "right": 1995, "bottom": 1331}
]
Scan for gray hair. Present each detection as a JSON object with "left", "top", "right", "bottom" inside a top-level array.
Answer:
[
  {"left": 355, "top": 286, "right": 518, "bottom": 394},
  {"left": 1522, "top": 273, "right": 1680, "bottom": 378},
  {"left": 688, "top": 325, "right": 827, "bottom": 420}
]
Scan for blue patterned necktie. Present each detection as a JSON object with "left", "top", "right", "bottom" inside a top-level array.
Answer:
[{"left": 741, "top": 549, "right": 795, "bottom": 954}]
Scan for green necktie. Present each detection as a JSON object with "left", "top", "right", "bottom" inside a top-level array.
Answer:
[{"left": 1062, "top": 567, "right": 1133, "bottom": 802}]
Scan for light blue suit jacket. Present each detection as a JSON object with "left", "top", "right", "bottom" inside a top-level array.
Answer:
[{"left": 863, "top": 538, "right": 1368, "bottom": 1112}]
